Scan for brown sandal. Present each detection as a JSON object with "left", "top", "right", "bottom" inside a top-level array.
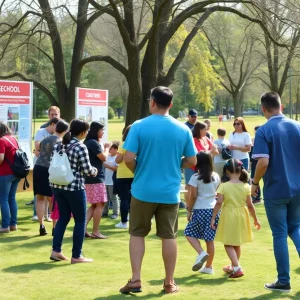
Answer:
[
  {"left": 91, "top": 233, "right": 108, "bottom": 239},
  {"left": 120, "top": 279, "right": 142, "bottom": 294},
  {"left": 163, "top": 281, "right": 178, "bottom": 294}
]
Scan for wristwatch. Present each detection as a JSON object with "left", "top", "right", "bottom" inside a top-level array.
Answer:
[{"left": 252, "top": 181, "right": 259, "bottom": 186}]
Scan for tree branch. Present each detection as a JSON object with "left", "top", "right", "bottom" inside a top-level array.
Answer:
[
  {"left": 160, "top": 11, "right": 211, "bottom": 86},
  {"left": 79, "top": 55, "right": 129, "bottom": 79}
]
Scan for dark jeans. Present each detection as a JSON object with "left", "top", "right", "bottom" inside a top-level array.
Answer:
[
  {"left": 264, "top": 196, "right": 300, "bottom": 284},
  {"left": 240, "top": 158, "right": 249, "bottom": 172},
  {"left": 116, "top": 178, "right": 133, "bottom": 223},
  {"left": 52, "top": 188, "right": 86, "bottom": 258},
  {"left": 0, "top": 175, "right": 20, "bottom": 228}
]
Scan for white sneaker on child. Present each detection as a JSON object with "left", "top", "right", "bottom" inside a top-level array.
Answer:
[
  {"left": 199, "top": 267, "right": 214, "bottom": 274},
  {"left": 192, "top": 251, "right": 209, "bottom": 271},
  {"left": 115, "top": 222, "right": 128, "bottom": 229},
  {"left": 32, "top": 215, "right": 38, "bottom": 221}
]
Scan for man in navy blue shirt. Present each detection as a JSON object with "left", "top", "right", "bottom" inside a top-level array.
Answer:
[
  {"left": 185, "top": 109, "right": 198, "bottom": 130},
  {"left": 252, "top": 92, "right": 300, "bottom": 293}
]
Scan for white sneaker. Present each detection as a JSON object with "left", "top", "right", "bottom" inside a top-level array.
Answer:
[
  {"left": 45, "top": 216, "right": 52, "bottom": 222},
  {"left": 200, "top": 267, "right": 214, "bottom": 274},
  {"left": 115, "top": 222, "right": 128, "bottom": 229},
  {"left": 192, "top": 251, "right": 209, "bottom": 271},
  {"left": 32, "top": 215, "right": 38, "bottom": 221}
]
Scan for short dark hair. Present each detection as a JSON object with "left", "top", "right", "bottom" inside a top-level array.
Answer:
[
  {"left": 150, "top": 86, "right": 173, "bottom": 108},
  {"left": 217, "top": 128, "right": 226, "bottom": 137},
  {"left": 47, "top": 117, "right": 60, "bottom": 127},
  {"left": 62, "top": 119, "right": 90, "bottom": 145},
  {"left": 55, "top": 120, "right": 69, "bottom": 134},
  {"left": 110, "top": 143, "right": 119, "bottom": 150},
  {"left": 0, "top": 122, "right": 11, "bottom": 138},
  {"left": 192, "top": 122, "right": 207, "bottom": 138},
  {"left": 85, "top": 121, "right": 104, "bottom": 141},
  {"left": 261, "top": 92, "right": 281, "bottom": 112}
]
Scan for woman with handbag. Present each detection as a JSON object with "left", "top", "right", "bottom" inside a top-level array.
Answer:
[
  {"left": 50, "top": 119, "right": 98, "bottom": 264},
  {"left": 0, "top": 122, "right": 20, "bottom": 233},
  {"left": 33, "top": 120, "right": 69, "bottom": 236}
]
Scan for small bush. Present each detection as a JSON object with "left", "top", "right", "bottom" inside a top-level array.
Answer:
[{"left": 108, "top": 106, "right": 115, "bottom": 119}]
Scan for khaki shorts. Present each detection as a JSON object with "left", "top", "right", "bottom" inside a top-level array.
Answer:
[{"left": 129, "top": 196, "right": 179, "bottom": 239}]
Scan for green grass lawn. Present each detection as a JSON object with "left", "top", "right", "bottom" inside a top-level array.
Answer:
[
  {"left": 2, "top": 194, "right": 300, "bottom": 299},
  {"left": 3, "top": 115, "right": 299, "bottom": 299}
]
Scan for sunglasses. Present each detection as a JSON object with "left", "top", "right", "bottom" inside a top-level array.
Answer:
[
  {"left": 190, "top": 115, "right": 197, "bottom": 118},
  {"left": 233, "top": 123, "right": 241, "bottom": 126}
]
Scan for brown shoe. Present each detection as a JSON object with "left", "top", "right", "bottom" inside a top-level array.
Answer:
[
  {"left": 120, "top": 279, "right": 142, "bottom": 294},
  {"left": 50, "top": 251, "right": 69, "bottom": 261},
  {"left": 163, "top": 281, "right": 178, "bottom": 294},
  {"left": 0, "top": 227, "right": 10, "bottom": 233},
  {"left": 85, "top": 232, "right": 91, "bottom": 238},
  {"left": 71, "top": 256, "right": 93, "bottom": 264},
  {"left": 10, "top": 225, "right": 17, "bottom": 231}
]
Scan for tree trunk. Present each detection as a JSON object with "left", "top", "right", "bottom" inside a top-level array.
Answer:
[
  {"left": 233, "top": 93, "right": 242, "bottom": 118},
  {"left": 125, "top": 46, "right": 142, "bottom": 126},
  {"left": 65, "top": 0, "right": 88, "bottom": 121}
]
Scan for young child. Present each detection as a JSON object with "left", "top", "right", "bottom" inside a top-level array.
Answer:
[
  {"left": 103, "top": 143, "right": 120, "bottom": 219},
  {"left": 214, "top": 128, "right": 230, "bottom": 178},
  {"left": 250, "top": 126, "right": 262, "bottom": 204},
  {"left": 184, "top": 152, "right": 220, "bottom": 274},
  {"left": 211, "top": 159, "right": 261, "bottom": 278}
]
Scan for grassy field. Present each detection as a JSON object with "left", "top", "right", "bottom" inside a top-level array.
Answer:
[{"left": 2, "top": 116, "right": 300, "bottom": 299}]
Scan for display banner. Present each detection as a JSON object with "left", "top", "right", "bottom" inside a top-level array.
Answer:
[
  {"left": 0, "top": 80, "right": 33, "bottom": 167},
  {"left": 75, "top": 87, "right": 109, "bottom": 141}
]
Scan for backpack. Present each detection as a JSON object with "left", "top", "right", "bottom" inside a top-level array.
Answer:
[
  {"left": 49, "top": 142, "right": 79, "bottom": 186},
  {"left": 3, "top": 136, "right": 30, "bottom": 190},
  {"left": 221, "top": 144, "right": 232, "bottom": 160}
]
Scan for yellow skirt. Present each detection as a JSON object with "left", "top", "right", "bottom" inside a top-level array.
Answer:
[{"left": 215, "top": 206, "right": 253, "bottom": 246}]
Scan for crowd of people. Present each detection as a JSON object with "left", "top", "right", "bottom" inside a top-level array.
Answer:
[{"left": 0, "top": 89, "right": 299, "bottom": 295}]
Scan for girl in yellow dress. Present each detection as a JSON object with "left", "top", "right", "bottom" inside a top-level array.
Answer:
[{"left": 210, "top": 159, "right": 261, "bottom": 278}]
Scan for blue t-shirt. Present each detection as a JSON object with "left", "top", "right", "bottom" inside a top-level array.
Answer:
[
  {"left": 124, "top": 114, "right": 197, "bottom": 204},
  {"left": 252, "top": 115, "right": 300, "bottom": 200}
]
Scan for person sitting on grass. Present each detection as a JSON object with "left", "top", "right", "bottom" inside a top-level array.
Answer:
[{"left": 211, "top": 159, "right": 261, "bottom": 278}]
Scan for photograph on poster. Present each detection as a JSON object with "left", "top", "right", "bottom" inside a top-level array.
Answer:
[
  {"left": 7, "top": 121, "right": 19, "bottom": 135},
  {"left": 7, "top": 106, "right": 19, "bottom": 120},
  {"left": 86, "top": 107, "right": 93, "bottom": 122}
]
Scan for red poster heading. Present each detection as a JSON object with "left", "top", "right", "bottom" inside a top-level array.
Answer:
[
  {"left": 0, "top": 98, "right": 30, "bottom": 104},
  {"left": 78, "top": 88, "right": 108, "bottom": 102},
  {"left": 0, "top": 81, "right": 31, "bottom": 97}
]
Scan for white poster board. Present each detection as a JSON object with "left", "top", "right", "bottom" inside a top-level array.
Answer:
[
  {"left": 0, "top": 80, "right": 33, "bottom": 167},
  {"left": 75, "top": 87, "right": 109, "bottom": 142}
]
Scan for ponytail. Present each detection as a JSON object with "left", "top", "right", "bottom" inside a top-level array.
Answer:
[
  {"left": 239, "top": 168, "right": 249, "bottom": 183},
  {"left": 222, "top": 158, "right": 248, "bottom": 183},
  {"left": 62, "top": 132, "right": 71, "bottom": 145}
]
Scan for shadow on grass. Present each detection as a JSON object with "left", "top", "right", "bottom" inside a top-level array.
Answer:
[
  {"left": 94, "top": 292, "right": 165, "bottom": 299},
  {"left": 148, "top": 274, "right": 228, "bottom": 287},
  {"left": 2, "top": 261, "right": 70, "bottom": 273},
  {"left": 294, "top": 267, "right": 300, "bottom": 274},
  {"left": 240, "top": 291, "right": 300, "bottom": 299}
]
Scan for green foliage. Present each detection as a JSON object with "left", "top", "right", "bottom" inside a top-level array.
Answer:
[
  {"left": 109, "top": 96, "right": 123, "bottom": 110},
  {"left": 108, "top": 106, "right": 115, "bottom": 119},
  {"left": 166, "top": 25, "right": 222, "bottom": 112}
]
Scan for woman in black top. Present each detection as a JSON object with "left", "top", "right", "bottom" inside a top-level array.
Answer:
[{"left": 84, "top": 122, "right": 110, "bottom": 239}]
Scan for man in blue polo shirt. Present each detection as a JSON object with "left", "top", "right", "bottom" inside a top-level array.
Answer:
[
  {"left": 119, "top": 86, "right": 197, "bottom": 294},
  {"left": 252, "top": 92, "right": 300, "bottom": 293},
  {"left": 185, "top": 109, "right": 198, "bottom": 130}
]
